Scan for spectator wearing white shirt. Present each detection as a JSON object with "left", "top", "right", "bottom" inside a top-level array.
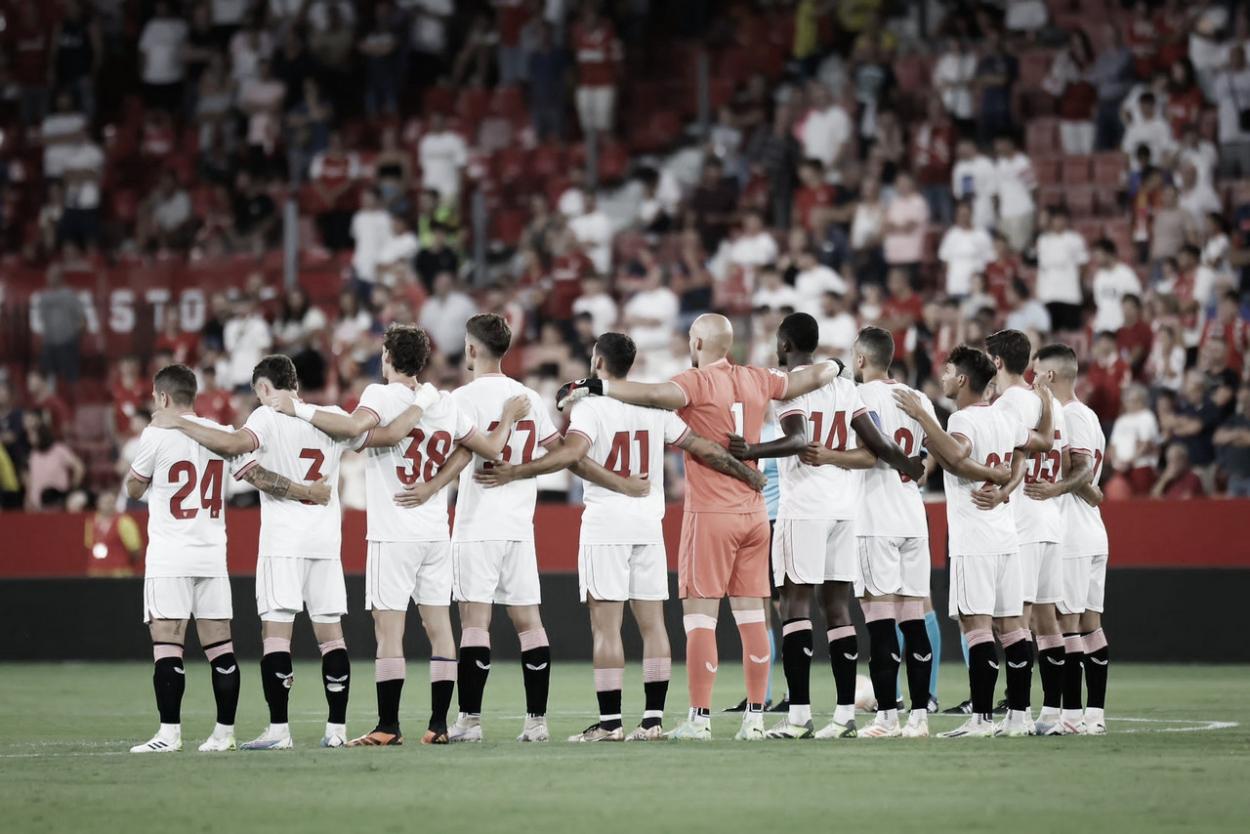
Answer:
[
  {"left": 622, "top": 266, "right": 679, "bottom": 358},
  {"left": 1121, "top": 92, "right": 1176, "bottom": 170},
  {"left": 1004, "top": 278, "right": 1052, "bottom": 335},
  {"left": 571, "top": 275, "right": 618, "bottom": 336},
  {"left": 568, "top": 191, "right": 614, "bottom": 274},
  {"left": 814, "top": 291, "right": 857, "bottom": 362},
  {"left": 1090, "top": 239, "right": 1143, "bottom": 332},
  {"left": 375, "top": 214, "right": 420, "bottom": 287},
  {"left": 418, "top": 272, "right": 478, "bottom": 360},
  {"left": 751, "top": 265, "right": 800, "bottom": 312},
  {"left": 222, "top": 295, "right": 273, "bottom": 390},
  {"left": 138, "top": 1, "right": 189, "bottom": 113},
  {"left": 1109, "top": 384, "right": 1160, "bottom": 482},
  {"left": 991, "top": 135, "right": 1036, "bottom": 252},
  {"left": 881, "top": 172, "right": 929, "bottom": 279},
  {"left": 58, "top": 136, "right": 105, "bottom": 249},
  {"left": 1034, "top": 207, "right": 1089, "bottom": 332},
  {"left": 933, "top": 38, "right": 977, "bottom": 131},
  {"left": 1177, "top": 162, "right": 1221, "bottom": 225},
  {"left": 793, "top": 249, "right": 847, "bottom": 316},
  {"left": 938, "top": 200, "right": 994, "bottom": 299},
  {"left": 727, "top": 211, "right": 779, "bottom": 283},
  {"left": 951, "top": 138, "right": 997, "bottom": 231},
  {"left": 1213, "top": 44, "right": 1250, "bottom": 177},
  {"left": 350, "top": 187, "right": 393, "bottom": 289},
  {"left": 418, "top": 113, "right": 468, "bottom": 200},
  {"left": 799, "top": 82, "right": 852, "bottom": 173},
  {"left": 41, "top": 92, "right": 88, "bottom": 179}
]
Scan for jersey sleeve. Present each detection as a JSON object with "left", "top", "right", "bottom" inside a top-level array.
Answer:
[
  {"left": 662, "top": 410, "right": 691, "bottom": 446},
  {"left": 669, "top": 367, "right": 707, "bottom": 408},
  {"left": 127, "top": 429, "right": 157, "bottom": 483},
  {"left": 241, "top": 407, "right": 268, "bottom": 453},
  {"left": 946, "top": 410, "right": 973, "bottom": 446},
  {"left": 565, "top": 401, "right": 600, "bottom": 447},
  {"left": 355, "top": 384, "right": 390, "bottom": 429},
  {"left": 847, "top": 382, "right": 869, "bottom": 420},
  {"left": 1052, "top": 400, "right": 1069, "bottom": 451},
  {"left": 1065, "top": 408, "right": 1092, "bottom": 457},
  {"left": 450, "top": 399, "right": 477, "bottom": 443},
  {"left": 532, "top": 393, "right": 560, "bottom": 445},
  {"left": 763, "top": 366, "right": 789, "bottom": 401},
  {"left": 774, "top": 389, "right": 807, "bottom": 422}
]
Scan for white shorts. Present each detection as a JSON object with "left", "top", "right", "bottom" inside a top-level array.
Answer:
[
  {"left": 366, "top": 540, "right": 452, "bottom": 610},
  {"left": 578, "top": 543, "right": 669, "bottom": 603},
  {"left": 143, "top": 576, "right": 233, "bottom": 623},
  {"left": 948, "top": 553, "right": 1023, "bottom": 620},
  {"left": 1087, "top": 553, "right": 1108, "bottom": 613},
  {"left": 772, "top": 518, "right": 858, "bottom": 586},
  {"left": 1056, "top": 555, "right": 1090, "bottom": 616},
  {"left": 256, "top": 556, "right": 347, "bottom": 623},
  {"left": 1019, "top": 541, "right": 1063, "bottom": 604},
  {"left": 856, "top": 536, "right": 930, "bottom": 598},
  {"left": 452, "top": 540, "right": 541, "bottom": 606}
]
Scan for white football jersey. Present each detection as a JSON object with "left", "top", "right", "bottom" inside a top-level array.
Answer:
[
  {"left": 566, "top": 396, "right": 690, "bottom": 545},
  {"left": 358, "top": 382, "right": 476, "bottom": 543},
  {"left": 451, "top": 374, "right": 559, "bottom": 543},
  {"left": 774, "top": 371, "right": 868, "bottom": 521},
  {"left": 856, "top": 379, "right": 932, "bottom": 538},
  {"left": 234, "top": 405, "right": 362, "bottom": 559},
  {"left": 944, "top": 403, "right": 1028, "bottom": 556},
  {"left": 993, "top": 384, "right": 1069, "bottom": 544},
  {"left": 1061, "top": 399, "right": 1108, "bottom": 557},
  {"left": 129, "top": 417, "right": 234, "bottom": 578}
]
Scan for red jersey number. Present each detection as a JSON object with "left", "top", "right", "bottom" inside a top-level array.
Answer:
[
  {"left": 298, "top": 448, "right": 326, "bottom": 505},
  {"left": 894, "top": 427, "right": 915, "bottom": 483},
  {"left": 485, "top": 419, "right": 537, "bottom": 465},
  {"left": 396, "top": 429, "right": 454, "bottom": 485},
  {"left": 809, "top": 411, "right": 849, "bottom": 451},
  {"left": 1024, "top": 449, "right": 1061, "bottom": 485},
  {"left": 604, "top": 430, "right": 651, "bottom": 478},
  {"left": 168, "top": 460, "right": 224, "bottom": 519}
]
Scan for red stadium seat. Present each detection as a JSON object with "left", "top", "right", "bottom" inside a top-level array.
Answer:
[
  {"left": 490, "top": 85, "right": 528, "bottom": 125},
  {"left": 423, "top": 86, "right": 455, "bottom": 116},
  {"left": 491, "top": 207, "right": 527, "bottom": 247},
  {"left": 1065, "top": 185, "right": 1095, "bottom": 218},
  {"left": 1026, "top": 119, "right": 1059, "bottom": 155},
  {"left": 1092, "top": 152, "right": 1126, "bottom": 188},
  {"left": 1062, "top": 155, "right": 1093, "bottom": 185},
  {"left": 1018, "top": 50, "right": 1055, "bottom": 91},
  {"left": 529, "top": 143, "right": 566, "bottom": 180},
  {"left": 1034, "top": 156, "right": 1062, "bottom": 186}
]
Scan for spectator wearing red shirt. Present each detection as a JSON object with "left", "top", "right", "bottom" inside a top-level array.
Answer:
[
  {"left": 154, "top": 309, "right": 199, "bottom": 367},
  {"left": 911, "top": 98, "right": 956, "bottom": 225},
  {"left": 982, "top": 231, "right": 1024, "bottom": 309},
  {"left": 1151, "top": 442, "right": 1206, "bottom": 499},
  {"left": 881, "top": 267, "right": 924, "bottom": 363},
  {"left": 1201, "top": 291, "right": 1250, "bottom": 374},
  {"left": 5, "top": 1, "right": 52, "bottom": 125},
  {"left": 793, "top": 158, "right": 836, "bottom": 234},
  {"left": 308, "top": 130, "right": 360, "bottom": 251},
  {"left": 543, "top": 229, "right": 593, "bottom": 323},
  {"left": 26, "top": 370, "right": 71, "bottom": 438},
  {"left": 1165, "top": 60, "right": 1205, "bottom": 136},
  {"left": 1123, "top": 2, "right": 1159, "bottom": 80},
  {"left": 571, "top": 5, "right": 622, "bottom": 135},
  {"left": 1086, "top": 330, "right": 1132, "bottom": 424},
  {"left": 194, "top": 366, "right": 235, "bottom": 427},
  {"left": 1117, "top": 293, "right": 1153, "bottom": 378},
  {"left": 110, "top": 356, "right": 150, "bottom": 432},
  {"left": 495, "top": 0, "right": 534, "bottom": 85},
  {"left": 84, "top": 487, "right": 143, "bottom": 577}
]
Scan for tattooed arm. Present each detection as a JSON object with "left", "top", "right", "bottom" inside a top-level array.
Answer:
[{"left": 241, "top": 464, "right": 332, "bottom": 505}]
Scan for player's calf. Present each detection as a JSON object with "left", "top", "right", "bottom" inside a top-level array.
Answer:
[
  {"left": 242, "top": 633, "right": 294, "bottom": 751},
  {"left": 131, "top": 638, "right": 187, "bottom": 753},
  {"left": 897, "top": 597, "right": 933, "bottom": 716},
  {"left": 1080, "top": 612, "right": 1109, "bottom": 732},
  {"left": 631, "top": 599, "right": 670, "bottom": 735},
  {"left": 511, "top": 606, "right": 551, "bottom": 742},
  {"left": 198, "top": 620, "right": 238, "bottom": 752},
  {"left": 317, "top": 635, "right": 350, "bottom": 747},
  {"left": 997, "top": 623, "right": 1034, "bottom": 736},
  {"left": 818, "top": 583, "right": 859, "bottom": 736},
  {"left": 1031, "top": 603, "right": 1065, "bottom": 726},
  {"left": 862, "top": 598, "right": 901, "bottom": 735}
]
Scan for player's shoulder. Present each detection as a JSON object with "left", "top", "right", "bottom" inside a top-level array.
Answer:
[{"left": 183, "top": 414, "right": 232, "bottom": 432}]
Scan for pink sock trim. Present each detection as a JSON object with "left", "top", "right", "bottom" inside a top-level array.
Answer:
[
  {"left": 1000, "top": 628, "right": 1029, "bottom": 648},
  {"left": 518, "top": 628, "right": 549, "bottom": 651},
  {"left": 204, "top": 641, "right": 233, "bottom": 662},
  {"left": 1084, "top": 628, "right": 1108, "bottom": 652},
  {"left": 781, "top": 619, "right": 812, "bottom": 636},
  {"left": 262, "top": 637, "right": 291, "bottom": 655},
  {"left": 731, "top": 608, "right": 765, "bottom": 625},
  {"left": 461, "top": 627, "right": 490, "bottom": 649},
  {"left": 1064, "top": 634, "right": 1085, "bottom": 653},
  {"left": 318, "top": 638, "right": 346, "bottom": 655},
  {"left": 965, "top": 628, "right": 994, "bottom": 648},
  {"left": 1036, "top": 633, "right": 1064, "bottom": 651},
  {"left": 375, "top": 657, "right": 406, "bottom": 682},
  {"left": 683, "top": 613, "right": 717, "bottom": 632},
  {"left": 153, "top": 644, "right": 183, "bottom": 661},
  {"left": 827, "top": 625, "right": 855, "bottom": 642},
  {"left": 642, "top": 657, "right": 671, "bottom": 682},
  {"left": 593, "top": 667, "right": 624, "bottom": 691},
  {"left": 429, "top": 659, "right": 457, "bottom": 682},
  {"left": 896, "top": 599, "right": 925, "bottom": 622},
  {"left": 861, "top": 601, "right": 894, "bottom": 623}
]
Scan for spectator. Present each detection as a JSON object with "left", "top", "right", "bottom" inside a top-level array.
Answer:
[
  {"left": 1087, "top": 330, "right": 1133, "bottom": 426},
  {"left": 1201, "top": 291, "right": 1250, "bottom": 374},
  {"left": 688, "top": 158, "right": 739, "bottom": 254},
  {"left": 726, "top": 210, "right": 779, "bottom": 280},
  {"left": 155, "top": 309, "right": 198, "bottom": 368},
  {"left": 1116, "top": 294, "right": 1153, "bottom": 377},
  {"left": 36, "top": 265, "right": 87, "bottom": 385},
  {"left": 418, "top": 113, "right": 469, "bottom": 202},
  {"left": 41, "top": 91, "right": 88, "bottom": 181},
  {"left": 1178, "top": 161, "right": 1222, "bottom": 222},
  {"left": 1150, "top": 184, "right": 1200, "bottom": 268},
  {"left": 228, "top": 14, "right": 274, "bottom": 83},
  {"left": 1004, "top": 278, "right": 1051, "bottom": 334},
  {"left": 635, "top": 166, "right": 680, "bottom": 234},
  {"left": 23, "top": 414, "right": 84, "bottom": 511},
  {"left": 933, "top": 37, "right": 977, "bottom": 134},
  {"left": 272, "top": 29, "right": 313, "bottom": 108},
  {"left": 793, "top": 158, "right": 836, "bottom": 234},
  {"left": 1150, "top": 442, "right": 1205, "bottom": 499},
  {"left": 1091, "top": 239, "right": 1143, "bottom": 332},
  {"left": 1044, "top": 29, "right": 1097, "bottom": 154},
  {"left": 951, "top": 138, "right": 997, "bottom": 231},
  {"left": 974, "top": 29, "right": 1017, "bottom": 144},
  {"left": 911, "top": 98, "right": 956, "bottom": 225},
  {"left": 991, "top": 135, "right": 1036, "bottom": 252},
  {"left": 571, "top": 275, "right": 618, "bottom": 336},
  {"left": 1214, "top": 385, "right": 1250, "bottom": 496},
  {"left": 751, "top": 265, "right": 800, "bottom": 313},
  {"left": 1089, "top": 26, "right": 1134, "bottom": 151},
  {"left": 330, "top": 290, "right": 376, "bottom": 358},
  {"left": 415, "top": 223, "right": 460, "bottom": 293},
  {"left": 1121, "top": 92, "right": 1177, "bottom": 168},
  {"left": 622, "top": 264, "right": 679, "bottom": 366},
  {"left": 195, "top": 56, "right": 237, "bottom": 156},
  {"left": 1165, "top": 370, "right": 1221, "bottom": 490},
  {"left": 881, "top": 267, "right": 924, "bottom": 364},
  {"left": 938, "top": 200, "right": 994, "bottom": 300},
  {"left": 849, "top": 33, "right": 894, "bottom": 143},
  {"left": 569, "top": 191, "right": 613, "bottom": 275},
  {"left": 1165, "top": 59, "right": 1205, "bottom": 136},
  {"left": 849, "top": 175, "right": 887, "bottom": 286},
  {"left": 238, "top": 58, "right": 286, "bottom": 172},
  {"left": 137, "top": 172, "right": 194, "bottom": 252},
  {"left": 373, "top": 124, "right": 412, "bottom": 211},
  {"left": 84, "top": 487, "right": 143, "bottom": 577},
  {"left": 350, "top": 187, "right": 393, "bottom": 292},
  {"left": 57, "top": 129, "right": 104, "bottom": 250},
  {"left": 309, "top": 131, "right": 360, "bottom": 250},
  {"left": 285, "top": 78, "right": 333, "bottom": 183},
  {"left": 799, "top": 82, "right": 852, "bottom": 174},
  {"left": 528, "top": 21, "right": 570, "bottom": 141},
  {"left": 222, "top": 295, "right": 273, "bottom": 390},
  {"left": 418, "top": 272, "right": 478, "bottom": 361},
  {"left": 359, "top": 2, "right": 403, "bottom": 118},
  {"left": 793, "top": 249, "right": 847, "bottom": 317},
  {"left": 814, "top": 291, "right": 857, "bottom": 362},
  {"left": 1034, "top": 207, "right": 1088, "bottom": 333},
  {"left": 110, "top": 355, "right": 149, "bottom": 431},
  {"left": 1146, "top": 323, "right": 1186, "bottom": 393},
  {"left": 1109, "top": 382, "right": 1159, "bottom": 492},
  {"left": 571, "top": 4, "right": 621, "bottom": 136},
  {"left": 138, "top": 1, "right": 189, "bottom": 114},
  {"left": 1213, "top": 44, "right": 1250, "bottom": 178},
  {"left": 375, "top": 213, "right": 420, "bottom": 288},
  {"left": 1178, "top": 123, "right": 1219, "bottom": 189},
  {"left": 274, "top": 287, "right": 329, "bottom": 351},
  {"left": 0, "top": 380, "right": 28, "bottom": 471},
  {"left": 881, "top": 172, "right": 928, "bottom": 281},
  {"left": 231, "top": 171, "right": 278, "bottom": 252}
]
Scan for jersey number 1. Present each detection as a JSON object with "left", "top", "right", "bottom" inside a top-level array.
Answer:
[{"left": 169, "top": 460, "right": 224, "bottom": 519}]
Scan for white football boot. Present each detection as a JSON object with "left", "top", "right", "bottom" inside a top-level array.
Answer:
[
  {"left": 197, "top": 723, "right": 237, "bottom": 752},
  {"left": 447, "top": 713, "right": 483, "bottom": 743},
  {"left": 130, "top": 725, "right": 182, "bottom": 753},
  {"left": 241, "top": 724, "right": 293, "bottom": 750},
  {"left": 517, "top": 715, "right": 550, "bottom": 742}
]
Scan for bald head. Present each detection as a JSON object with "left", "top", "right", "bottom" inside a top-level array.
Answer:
[{"left": 689, "top": 314, "right": 734, "bottom": 366}]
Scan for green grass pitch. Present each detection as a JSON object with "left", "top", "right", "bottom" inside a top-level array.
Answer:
[{"left": 2, "top": 662, "right": 1247, "bottom": 833}]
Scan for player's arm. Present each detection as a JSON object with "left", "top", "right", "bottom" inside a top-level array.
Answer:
[
  {"left": 677, "top": 431, "right": 767, "bottom": 491},
  {"left": 1024, "top": 448, "right": 1092, "bottom": 500},
  {"left": 1021, "top": 382, "right": 1055, "bottom": 453},
  {"left": 848, "top": 411, "right": 925, "bottom": 480},
  {"left": 394, "top": 445, "right": 472, "bottom": 507},
  {"left": 781, "top": 359, "right": 844, "bottom": 398},
  {"left": 365, "top": 404, "right": 425, "bottom": 447},
  {"left": 458, "top": 395, "right": 531, "bottom": 459},
  {"left": 1075, "top": 480, "right": 1104, "bottom": 507},
  {"left": 125, "top": 470, "right": 149, "bottom": 500},
  {"left": 801, "top": 444, "right": 878, "bottom": 470},
  {"left": 474, "top": 431, "right": 591, "bottom": 487},
  {"left": 568, "top": 457, "right": 652, "bottom": 497},
  {"left": 728, "top": 413, "right": 807, "bottom": 460},
  {"left": 150, "top": 411, "right": 256, "bottom": 457},
  {"left": 894, "top": 390, "right": 1010, "bottom": 485},
  {"left": 557, "top": 377, "right": 686, "bottom": 411},
  {"left": 239, "top": 462, "right": 332, "bottom": 505},
  {"left": 971, "top": 449, "right": 1027, "bottom": 511}
]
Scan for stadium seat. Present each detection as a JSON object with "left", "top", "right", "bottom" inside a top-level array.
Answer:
[
  {"left": 1092, "top": 153, "right": 1127, "bottom": 188},
  {"left": 1062, "top": 155, "right": 1093, "bottom": 185},
  {"left": 1066, "top": 185, "right": 1096, "bottom": 218},
  {"left": 492, "top": 208, "right": 527, "bottom": 248},
  {"left": 1026, "top": 119, "right": 1059, "bottom": 155},
  {"left": 1035, "top": 156, "right": 1063, "bottom": 187},
  {"left": 530, "top": 143, "right": 567, "bottom": 181}
]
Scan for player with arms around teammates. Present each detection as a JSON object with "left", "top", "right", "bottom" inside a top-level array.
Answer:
[
  {"left": 127, "top": 364, "right": 330, "bottom": 753},
  {"left": 895, "top": 345, "right": 1053, "bottom": 737},
  {"left": 477, "top": 332, "right": 766, "bottom": 741},
  {"left": 153, "top": 352, "right": 420, "bottom": 748},
  {"left": 726, "top": 314, "right": 922, "bottom": 741},
  {"left": 557, "top": 313, "right": 845, "bottom": 741}
]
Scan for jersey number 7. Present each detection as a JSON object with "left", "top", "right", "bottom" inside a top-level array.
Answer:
[{"left": 169, "top": 460, "right": 224, "bottom": 519}]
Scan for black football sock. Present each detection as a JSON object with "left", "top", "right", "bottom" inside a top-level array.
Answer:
[
  {"left": 899, "top": 617, "right": 933, "bottom": 712},
  {"left": 458, "top": 628, "right": 491, "bottom": 716},
  {"left": 1003, "top": 637, "right": 1033, "bottom": 712},
  {"left": 1037, "top": 636, "right": 1066, "bottom": 711},
  {"left": 260, "top": 650, "right": 294, "bottom": 724},
  {"left": 596, "top": 690, "right": 623, "bottom": 731},
  {"left": 1062, "top": 633, "right": 1084, "bottom": 711},
  {"left": 374, "top": 658, "right": 405, "bottom": 732},
  {"left": 519, "top": 629, "right": 551, "bottom": 717},
  {"left": 781, "top": 619, "right": 813, "bottom": 707},
  {"left": 1083, "top": 630, "right": 1109, "bottom": 709},
  {"left": 641, "top": 656, "right": 670, "bottom": 728},
  {"left": 866, "top": 617, "right": 901, "bottom": 714},
  {"left": 967, "top": 641, "right": 999, "bottom": 719},
  {"left": 204, "top": 640, "right": 240, "bottom": 725},
  {"left": 429, "top": 657, "right": 456, "bottom": 732},
  {"left": 152, "top": 644, "right": 185, "bottom": 724},
  {"left": 320, "top": 645, "right": 350, "bottom": 725},
  {"left": 827, "top": 626, "right": 858, "bottom": 707}
]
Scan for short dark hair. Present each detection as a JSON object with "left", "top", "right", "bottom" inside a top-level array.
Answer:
[
  {"left": 154, "top": 363, "right": 198, "bottom": 406},
  {"left": 382, "top": 324, "right": 432, "bottom": 376},
  {"left": 778, "top": 312, "right": 819, "bottom": 353},
  {"left": 593, "top": 332, "right": 637, "bottom": 377},
  {"left": 465, "top": 313, "right": 512, "bottom": 358},
  {"left": 1034, "top": 342, "right": 1078, "bottom": 370},
  {"left": 1122, "top": 293, "right": 1142, "bottom": 309},
  {"left": 856, "top": 325, "right": 895, "bottom": 369},
  {"left": 1140, "top": 91, "right": 1156, "bottom": 106},
  {"left": 948, "top": 345, "right": 996, "bottom": 395},
  {"left": 251, "top": 354, "right": 299, "bottom": 391},
  {"left": 1009, "top": 278, "right": 1031, "bottom": 299},
  {"left": 1095, "top": 237, "right": 1117, "bottom": 256},
  {"left": 985, "top": 329, "right": 1032, "bottom": 374}
]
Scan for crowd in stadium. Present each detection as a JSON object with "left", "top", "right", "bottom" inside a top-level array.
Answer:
[{"left": 2, "top": 0, "right": 1250, "bottom": 518}]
